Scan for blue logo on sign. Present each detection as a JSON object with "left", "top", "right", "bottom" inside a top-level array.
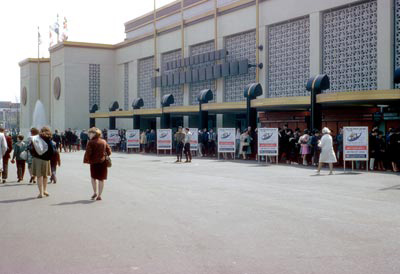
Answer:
[
  {"left": 347, "top": 133, "right": 362, "bottom": 142},
  {"left": 261, "top": 133, "right": 273, "bottom": 140},
  {"left": 221, "top": 132, "right": 231, "bottom": 139},
  {"left": 160, "top": 132, "right": 168, "bottom": 138}
]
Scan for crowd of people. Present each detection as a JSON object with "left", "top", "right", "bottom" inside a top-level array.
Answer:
[{"left": 0, "top": 127, "right": 111, "bottom": 200}]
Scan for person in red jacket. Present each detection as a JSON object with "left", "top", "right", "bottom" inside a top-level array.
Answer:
[{"left": 1, "top": 128, "right": 13, "bottom": 183}]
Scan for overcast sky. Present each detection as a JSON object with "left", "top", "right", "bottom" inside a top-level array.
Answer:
[{"left": 0, "top": 0, "right": 175, "bottom": 102}]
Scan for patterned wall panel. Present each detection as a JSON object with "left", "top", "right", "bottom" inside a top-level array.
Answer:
[
  {"left": 267, "top": 17, "right": 310, "bottom": 97},
  {"left": 395, "top": 0, "right": 400, "bottom": 88},
  {"left": 323, "top": 0, "right": 377, "bottom": 92},
  {"left": 224, "top": 30, "right": 256, "bottom": 102},
  {"left": 161, "top": 50, "right": 183, "bottom": 106},
  {"left": 124, "top": 63, "right": 129, "bottom": 110},
  {"left": 189, "top": 40, "right": 216, "bottom": 105},
  {"left": 138, "top": 57, "right": 156, "bottom": 109},
  {"left": 89, "top": 64, "right": 100, "bottom": 110}
]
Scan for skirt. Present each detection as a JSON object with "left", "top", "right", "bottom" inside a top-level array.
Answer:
[
  {"left": 90, "top": 161, "right": 108, "bottom": 180},
  {"left": 300, "top": 144, "right": 310, "bottom": 155},
  {"left": 32, "top": 158, "right": 51, "bottom": 177}
]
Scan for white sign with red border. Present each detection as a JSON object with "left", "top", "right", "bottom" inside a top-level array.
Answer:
[
  {"left": 258, "top": 128, "right": 279, "bottom": 156},
  {"left": 126, "top": 129, "right": 140, "bottom": 149},
  {"left": 157, "top": 129, "right": 172, "bottom": 150},
  {"left": 107, "top": 130, "right": 119, "bottom": 145},
  {"left": 343, "top": 127, "right": 369, "bottom": 161},
  {"left": 189, "top": 128, "right": 198, "bottom": 151},
  {"left": 217, "top": 128, "right": 236, "bottom": 153}
]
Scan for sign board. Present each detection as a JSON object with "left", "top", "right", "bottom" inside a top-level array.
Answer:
[
  {"left": 189, "top": 128, "right": 198, "bottom": 151},
  {"left": 217, "top": 128, "right": 236, "bottom": 153},
  {"left": 157, "top": 129, "right": 172, "bottom": 150},
  {"left": 126, "top": 129, "right": 140, "bottom": 149},
  {"left": 343, "top": 127, "right": 369, "bottom": 161},
  {"left": 258, "top": 128, "right": 279, "bottom": 156},
  {"left": 107, "top": 130, "right": 119, "bottom": 145}
]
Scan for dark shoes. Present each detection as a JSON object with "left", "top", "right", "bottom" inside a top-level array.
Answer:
[
  {"left": 91, "top": 194, "right": 97, "bottom": 200},
  {"left": 96, "top": 196, "right": 102, "bottom": 201}
]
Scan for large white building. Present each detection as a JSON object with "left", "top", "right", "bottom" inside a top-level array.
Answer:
[{"left": 19, "top": 0, "right": 400, "bottom": 134}]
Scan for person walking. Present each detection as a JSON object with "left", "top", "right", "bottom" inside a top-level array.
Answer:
[
  {"left": 53, "top": 130, "right": 61, "bottom": 152},
  {"left": 317, "top": 127, "right": 337, "bottom": 175},
  {"left": 174, "top": 126, "right": 186, "bottom": 163},
  {"left": 335, "top": 128, "right": 343, "bottom": 164},
  {"left": 184, "top": 128, "right": 192, "bottom": 163},
  {"left": 30, "top": 127, "right": 54, "bottom": 198},
  {"left": 49, "top": 142, "right": 61, "bottom": 184},
  {"left": 0, "top": 128, "right": 7, "bottom": 181},
  {"left": 80, "top": 130, "right": 89, "bottom": 150},
  {"left": 1, "top": 128, "right": 13, "bottom": 183},
  {"left": 83, "top": 127, "right": 111, "bottom": 201},
  {"left": 27, "top": 128, "right": 39, "bottom": 184},
  {"left": 239, "top": 130, "right": 252, "bottom": 160},
  {"left": 11, "top": 135, "right": 27, "bottom": 182}
]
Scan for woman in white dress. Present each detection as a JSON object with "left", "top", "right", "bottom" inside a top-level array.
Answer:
[{"left": 317, "top": 127, "right": 337, "bottom": 175}]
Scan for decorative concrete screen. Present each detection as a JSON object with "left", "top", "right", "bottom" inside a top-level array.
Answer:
[
  {"left": 189, "top": 40, "right": 216, "bottom": 105},
  {"left": 138, "top": 56, "right": 156, "bottom": 109},
  {"left": 396, "top": 0, "right": 400, "bottom": 88},
  {"left": 323, "top": 0, "right": 378, "bottom": 93},
  {"left": 89, "top": 64, "right": 100, "bottom": 111},
  {"left": 267, "top": 17, "right": 310, "bottom": 98},
  {"left": 124, "top": 63, "right": 129, "bottom": 110},
  {"left": 224, "top": 30, "right": 256, "bottom": 102},
  {"left": 161, "top": 50, "right": 183, "bottom": 106}
]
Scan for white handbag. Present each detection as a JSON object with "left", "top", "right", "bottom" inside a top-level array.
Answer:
[{"left": 20, "top": 150, "right": 28, "bottom": 161}]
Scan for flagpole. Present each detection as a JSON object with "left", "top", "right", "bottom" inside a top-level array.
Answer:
[{"left": 37, "top": 26, "right": 41, "bottom": 101}]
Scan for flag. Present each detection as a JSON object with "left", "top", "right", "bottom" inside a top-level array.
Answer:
[
  {"left": 61, "top": 16, "right": 68, "bottom": 41},
  {"left": 49, "top": 25, "right": 53, "bottom": 47}
]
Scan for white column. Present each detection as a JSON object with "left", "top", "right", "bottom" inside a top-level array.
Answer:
[
  {"left": 183, "top": 116, "right": 189, "bottom": 127},
  {"left": 309, "top": 12, "right": 322, "bottom": 76},
  {"left": 216, "top": 114, "right": 223, "bottom": 128},
  {"left": 377, "top": 0, "right": 394, "bottom": 90}
]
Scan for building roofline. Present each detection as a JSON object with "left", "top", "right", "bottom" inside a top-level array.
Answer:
[{"left": 18, "top": 58, "right": 50, "bottom": 66}]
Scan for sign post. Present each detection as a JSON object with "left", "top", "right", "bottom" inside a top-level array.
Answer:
[
  {"left": 258, "top": 128, "right": 279, "bottom": 164},
  {"left": 126, "top": 129, "right": 140, "bottom": 152},
  {"left": 343, "top": 127, "right": 369, "bottom": 172},
  {"left": 217, "top": 128, "right": 236, "bottom": 160},
  {"left": 157, "top": 129, "right": 172, "bottom": 155}
]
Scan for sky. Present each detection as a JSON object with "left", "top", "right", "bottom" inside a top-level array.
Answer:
[{"left": 0, "top": 0, "right": 175, "bottom": 103}]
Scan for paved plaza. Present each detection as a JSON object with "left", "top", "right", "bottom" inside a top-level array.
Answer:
[{"left": 0, "top": 151, "right": 399, "bottom": 274}]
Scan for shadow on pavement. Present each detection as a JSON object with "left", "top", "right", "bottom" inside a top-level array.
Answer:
[
  {"left": 0, "top": 183, "right": 27, "bottom": 187},
  {"left": 52, "top": 200, "right": 96, "bottom": 206},
  {"left": 0, "top": 197, "right": 36, "bottom": 203},
  {"left": 379, "top": 184, "right": 400, "bottom": 191}
]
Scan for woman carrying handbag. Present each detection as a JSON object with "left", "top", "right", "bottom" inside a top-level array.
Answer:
[{"left": 84, "top": 127, "right": 112, "bottom": 201}]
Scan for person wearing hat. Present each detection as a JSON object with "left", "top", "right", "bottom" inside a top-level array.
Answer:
[
  {"left": 174, "top": 126, "right": 186, "bottom": 163},
  {"left": 317, "top": 127, "right": 337, "bottom": 175}
]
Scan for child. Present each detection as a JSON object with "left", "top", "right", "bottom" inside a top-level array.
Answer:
[
  {"left": 11, "top": 135, "right": 26, "bottom": 182},
  {"left": 50, "top": 142, "right": 61, "bottom": 184}
]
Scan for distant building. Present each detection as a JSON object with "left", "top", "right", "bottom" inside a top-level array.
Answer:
[
  {"left": 0, "top": 101, "right": 20, "bottom": 130},
  {"left": 19, "top": 0, "right": 400, "bottom": 134}
]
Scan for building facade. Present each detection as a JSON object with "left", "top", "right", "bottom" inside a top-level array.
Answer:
[
  {"left": 19, "top": 0, "right": 400, "bottom": 134},
  {"left": 0, "top": 101, "right": 20, "bottom": 130}
]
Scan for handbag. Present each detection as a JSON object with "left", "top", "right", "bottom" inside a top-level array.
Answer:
[{"left": 20, "top": 150, "right": 28, "bottom": 161}]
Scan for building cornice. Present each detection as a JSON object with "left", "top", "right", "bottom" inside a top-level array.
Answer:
[{"left": 18, "top": 58, "right": 50, "bottom": 67}]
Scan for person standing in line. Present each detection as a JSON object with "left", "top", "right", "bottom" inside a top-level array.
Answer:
[
  {"left": 174, "top": 127, "right": 186, "bottom": 163},
  {"left": 184, "top": 128, "right": 192, "bottom": 163},
  {"left": 317, "top": 127, "right": 337, "bottom": 175},
  {"left": 140, "top": 130, "right": 147, "bottom": 153},
  {"left": 1, "top": 128, "right": 13, "bottom": 183},
  {"left": 11, "top": 135, "right": 27, "bottom": 182},
  {"left": 30, "top": 127, "right": 54, "bottom": 198},
  {"left": 84, "top": 127, "right": 111, "bottom": 201},
  {"left": 335, "top": 128, "right": 343, "bottom": 164},
  {"left": 0, "top": 128, "right": 8, "bottom": 181},
  {"left": 197, "top": 130, "right": 204, "bottom": 157},
  {"left": 201, "top": 128, "right": 209, "bottom": 156},
  {"left": 369, "top": 129, "right": 379, "bottom": 171},
  {"left": 299, "top": 129, "right": 310, "bottom": 166},
  {"left": 80, "top": 130, "right": 89, "bottom": 150},
  {"left": 49, "top": 141, "right": 61, "bottom": 184},
  {"left": 60, "top": 131, "right": 67, "bottom": 152},
  {"left": 310, "top": 130, "right": 321, "bottom": 166},
  {"left": 208, "top": 128, "right": 217, "bottom": 157},
  {"left": 52, "top": 130, "right": 61, "bottom": 152},
  {"left": 235, "top": 128, "right": 241, "bottom": 158},
  {"left": 148, "top": 129, "right": 156, "bottom": 153},
  {"left": 376, "top": 131, "right": 386, "bottom": 171}
]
